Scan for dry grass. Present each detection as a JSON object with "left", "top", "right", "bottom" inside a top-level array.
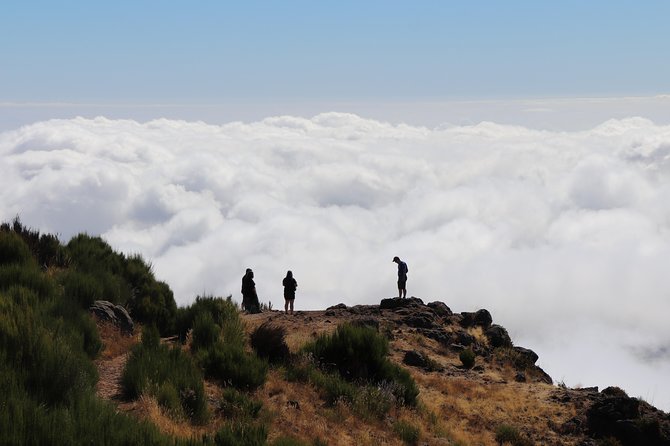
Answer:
[
  {"left": 93, "top": 309, "right": 588, "bottom": 446},
  {"left": 95, "top": 318, "right": 140, "bottom": 360}
]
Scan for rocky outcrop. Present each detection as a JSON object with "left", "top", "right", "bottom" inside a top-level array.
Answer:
[
  {"left": 427, "top": 301, "right": 452, "bottom": 318},
  {"left": 459, "top": 309, "right": 493, "bottom": 328},
  {"left": 380, "top": 297, "right": 424, "bottom": 310},
  {"left": 586, "top": 387, "right": 670, "bottom": 446},
  {"left": 89, "top": 300, "right": 134, "bottom": 334},
  {"left": 485, "top": 324, "right": 512, "bottom": 348}
]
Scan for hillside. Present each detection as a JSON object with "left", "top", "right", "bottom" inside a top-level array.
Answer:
[
  {"left": 2, "top": 220, "right": 669, "bottom": 446},
  {"left": 93, "top": 298, "right": 670, "bottom": 446}
]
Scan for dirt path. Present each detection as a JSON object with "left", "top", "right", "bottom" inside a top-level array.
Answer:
[{"left": 96, "top": 352, "right": 129, "bottom": 401}]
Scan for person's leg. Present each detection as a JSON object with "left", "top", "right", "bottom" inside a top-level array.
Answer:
[
  {"left": 289, "top": 299, "right": 294, "bottom": 314},
  {"left": 285, "top": 299, "right": 289, "bottom": 313}
]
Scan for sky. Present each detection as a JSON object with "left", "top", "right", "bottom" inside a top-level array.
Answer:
[{"left": 2, "top": 1, "right": 670, "bottom": 411}]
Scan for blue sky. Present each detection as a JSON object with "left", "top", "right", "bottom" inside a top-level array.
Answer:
[{"left": 2, "top": 1, "right": 669, "bottom": 104}]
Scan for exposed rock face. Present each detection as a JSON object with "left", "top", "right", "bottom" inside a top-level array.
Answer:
[
  {"left": 90, "top": 300, "right": 134, "bottom": 334},
  {"left": 513, "top": 346, "right": 539, "bottom": 365},
  {"left": 380, "top": 297, "right": 425, "bottom": 310},
  {"left": 485, "top": 324, "right": 512, "bottom": 348},
  {"left": 586, "top": 387, "right": 670, "bottom": 446},
  {"left": 427, "top": 301, "right": 452, "bottom": 318},
  {"left": 459, "top": 309, "right": 493, "bottom": 328}
]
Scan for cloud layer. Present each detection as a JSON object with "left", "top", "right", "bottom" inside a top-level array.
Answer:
[{"left": 2, "top": 114, "right": 670, "bottom": 409}]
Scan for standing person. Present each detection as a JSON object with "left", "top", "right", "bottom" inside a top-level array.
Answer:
[
  {"left": 392, "top": 256, "right": 408, "bottom": 299},
  {"left": 241, "top": 268, "right": 261, "bottom": 313},
  {"left": 282, "top": 270, "right": 297, "bottom": 314}
]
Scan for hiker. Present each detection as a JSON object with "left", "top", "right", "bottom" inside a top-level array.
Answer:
[
  {"left": 392, "top": 256, "right": 408, "bottom": 299},
  {"left": 241, "top": 268, "right": 261, "bottom": 313},
  {"left": 282, "top": 270, "right": 297, "bottom": 314}
]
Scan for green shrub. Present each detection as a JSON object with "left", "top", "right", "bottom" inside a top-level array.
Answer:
[
  {"left": 494, "top": 424, "right": 533, "bottom": 446},
  {"left": 191, "top": 312, "right": 221, "bottom": 352},
  {"left": 62, "top": 270, "right": 103, "bottom": 308},
  {"left": 0, "top": 264, "right": 56, "bottom": 299},
  {"left": 218, "top": 388, "right": 263, "bottom": 420},
  {"left": 250, "top": 322, "right": 290, "bottom": 364},
  {"left": 0, "top": 231, "right": 34, "bottom": 266},
  {"left": 177, "top": 295, "right": 242, "bottom": 345},
  {"left": 459, "top": 348, "right": 476, "bottom": 369},
  {"left": 199, "top": 342, "right": 268, "bottom": 391},
  {"left": 394, "top": 420, "right": 420, "bottom": 446},
  {"left": 122, "top": 326, "right": 208, "bottom": 423},
  {"left": 215, "top": 421, "right": 267, "bottom": 446},
  {"left": 305, "top": 323, "right": 419, "bottom": 406}
]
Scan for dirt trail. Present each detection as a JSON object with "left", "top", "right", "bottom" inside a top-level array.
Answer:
[{"left": 96, "top": 352, "right": 129, "bottom": 401}]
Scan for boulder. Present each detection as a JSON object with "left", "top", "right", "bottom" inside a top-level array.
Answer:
[
  {"left": 427, "top": 301, "right": 452, "bottom": 318},
  {"left": 418, "top": 328, "right": 452, "bottom": 346},
  {"left": 513, "top": 346, "right": 539, "bottom": 365},
  {"left": 380, "top": 297, "right": 424, "bottom": 310},
  {"left": 89, "top": 300, "right": 134, "bottom": 334},
  {"left": 403, "top": 350, "right": 429, "bottom": 368},
  {"left": 456, "top": 332, "right": 476, "bottom": 347},
  {"left": 459, "top": 309, "right": 493, "bottom": 328},
  {"left": 485, "top": 324, "right": 512, "bottom": 348},
  {"left": 326, "top": 303, "right": 347, "bottom": 311},
  {"left": 402, "top": 311, "right": 436, "bottom": 329}
]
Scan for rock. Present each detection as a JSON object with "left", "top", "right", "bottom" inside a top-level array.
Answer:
[
  {"left": 532, "top": 366, "right": 553, "bottom": 384},
  {"left": 418, "top": 328, "right": 452, "bottom": 346},
  {"left": 403, "top": 350, "right": 429, "bottom": 368},
  {"left": 459, "top": 309, "right": 492, "bottom": 328},
  {"left": 513, "top": 346, "right": 539, "bottom": 365},
  {"left": 485, "top": 324, "right": 512, "bottom": 348},
  {"left": 427, "top": 301, "right": 452, "bottom": 318},
  {"left": 457, "top": 332, "right": 476, "bottom": 346},
  {"left": 89, "top": 300, "right": 134, "bottom": 334},
  {"left": 402, "top": 312, "right": 436, "bottom": 329},
  {"left": 379, "top": 297, "right": 425, "bottom": 310},
  {"left": 587, "top": 390, "right": 641, "bottom": 443},
  {"left": 515, "top": 372, "right": 526, "bottom": 382},
  {"left": 326, "top": 303, "right": 347, "bottom": 311}
]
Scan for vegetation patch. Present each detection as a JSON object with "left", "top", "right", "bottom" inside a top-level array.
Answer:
[
  {"left": 305, "top": 323, "right": 419, "bottom": 406},
  {"left": 122, "top": 325, "right": 208, "bottom": 423}
]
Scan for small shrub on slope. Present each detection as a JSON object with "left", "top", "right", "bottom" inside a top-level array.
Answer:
[
  {"left": 250, "top": 322, "right": 290, "bottom": 364},
  {"left": 305, "top": 323, "right": 418, "bottom": 406},
  {"left": 460, "top": 348, "right": 476, "bottom": 369},
  {"left": 122, "top": 325, "right": 208, "bottom": 423}
]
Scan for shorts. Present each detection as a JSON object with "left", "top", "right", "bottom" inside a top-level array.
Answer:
[
  {"left": 284, "top": 292, "right": 295, "bottom": 301},
  {"left": 397, "top": 277, "right": 407, "bottom": 289}
]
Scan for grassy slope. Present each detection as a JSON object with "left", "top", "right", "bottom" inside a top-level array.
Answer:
[{"left": 96, "top": 309, "right": 582, "bottom": 446}]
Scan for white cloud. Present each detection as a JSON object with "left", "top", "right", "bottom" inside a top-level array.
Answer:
[{"left": 2, "top": 113, "right": 670, "bottom": 409}]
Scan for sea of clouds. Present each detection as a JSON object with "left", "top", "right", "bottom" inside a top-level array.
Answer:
[{"left": 2, "top": 113, "right": 670, "bottom": 409}]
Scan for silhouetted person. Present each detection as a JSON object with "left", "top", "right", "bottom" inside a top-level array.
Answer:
[
  {"left": 241, "top": 268, "right": 261, "bottom": 313},
  {"left": 393, "top": 256, "right": 408, "bottom": 298},
  {"left": 282, "top": 270, "right": 297, "bottom": 314}
]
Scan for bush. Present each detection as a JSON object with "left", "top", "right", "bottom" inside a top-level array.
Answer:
[
  {"left": 0, "top": 231, "right": 34, "bottom": 266},
  {"left": 305, "top": 323, "right": 419, "bottom": 406},
  {"left": 0, "top": 264, "right": 56, "bottom": 299},
  {"left": 191, "top": 312, "right": 221, "bottom": 352},
  {"left": 460, "top": 348, "right": 476, "bottom": 369},
  {"left": 176, "top": 295, "right": 242, "bottom": 345},
  {"left": 199, "top": 342, "right": 268, "bottom": 391},
  {"left": 495, "top": 424, "right": 533, "bottom": 446},
  {"left": 122, "top": 326, "right": 208, "bottom": 423},
  {"left": 394, "top": 420, "right": 420, "bottom": 446},
  {"left": 62, "top": 270, "right": 103, "bottom": 308},
  {"left": 250, "top": 322, "right": 290, "bottom": 364},
  {"left": 218, "top": 388, "right": 263, "bottom": 420},
  {"left": 215, "top": 421, "right": 267, "bottom": 446}
]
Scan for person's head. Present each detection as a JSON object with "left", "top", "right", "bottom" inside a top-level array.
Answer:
[
  {"left": 246, "top": 268, "right": 253, "bottom": 278},
  {"left": 286, "top": 270, "right": 293, "bottom": 278},
  {"left": 393, "top": 256, "right": 400, "bottom": 263}
]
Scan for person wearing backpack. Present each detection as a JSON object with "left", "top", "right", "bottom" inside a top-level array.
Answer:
[{"left": 393, "top": 256, "right": 408, "bottom": 299}]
